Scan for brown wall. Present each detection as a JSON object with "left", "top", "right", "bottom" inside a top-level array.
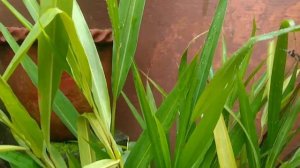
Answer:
[{"left": 1, "top": 0, "right": 300, "bottom": 143}]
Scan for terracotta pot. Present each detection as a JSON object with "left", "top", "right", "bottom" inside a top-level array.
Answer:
[{"left": 0, "top": 27, "right": 113, "bottom": 141}]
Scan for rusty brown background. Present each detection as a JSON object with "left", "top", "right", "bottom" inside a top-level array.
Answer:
[{"left": 1, "top": 0, "right": 300, "bottom": 149}]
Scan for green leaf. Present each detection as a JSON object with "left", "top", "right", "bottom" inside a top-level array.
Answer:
[
  {"left": 0, "top": 109, "right": 12, "bottom": 127},
  {"left": 237, "top": 75, "right": 260, "bottom": 168},
  {"left": 146, "top": 82, "right": 157, "bottom": 113},
  {"left": 227, "top": 112, "right": 246, "bottom": 156},
  {"left": 37, "top": 26, "right": 65, "bottom": 144},
  {"left": 282, "top": 63, "right": 298, "bottom": 97},
  {"left": 123, "top": 9, "right": 300, "bottom": 168},
  {"left": 109, "top": 0, "right": 146, "bottom": 133},
  {"left": 125, "top": 23, "right": 300, "bottom": 168},
  {"left": 245, "top": 59, "right": 266, "bottom": 86},
  {"left": 5, "top": 5, "right": 111, "bottom": 139},
  {"left": 265, "top": 85, "right": 300, "bottom": 167},
  {"left": 174, "top": 0, "right": 228, "bottom": 164},
  {"left": 2, "top": 8, "right": 61, "bottom": 81},
  {"left": 190, "top": 0, "right": 227, "bottom": 103},
  {"left": 124, "top": 132, "right": 152, "bottom": 168},
  {"left": 174, "top": 56, "right": 199, "bottom": 166},
  {"left": 199, "top": 142, "right": 217, "bottom": 168},
  {"left": 178, "top": 17, "right": 292, "bottom": 168},
  {"left": 0, "top": 23, "right": 79, "bottom": 137},
  {"left": 112, "top": 0, "right": 146, "bottom": 99},
  {"left": 125, "top": 53, "right": 197, "bottom": 167},
  {"left": 266, "top": 19, "right": 295, "bottom": 147},
  {"left": 87, "top": 135, "right": 110, "bottom": 160},
  {"left": 83, "top": 114, "right": 121, "bottom": 162},
  {"left": 121, "top": 91, "right": 146, "bottom": 129},
  {"left": 38, "top": 0, "right": 73, "bottom": 147},
  {"left": 132, "top": 63, "right": 171, "bottom": 168},
  {"left": 22, "top": 0, "right": 39, "bottom": 21},
  {"left": 178, "top": 54, "right": 237, "bottom": 167},
  {"left": 125, "top": 23, "right": 300, "bottom": 167},
  {"left": 72, "top": 2, "right": 112, "bottom": 129},
  {"left": 47, "top": 144, "right": 67, "bottom": 168},
  {"left": 0, "top": 77, "right": 43, "bottom": 158},
  {"left": 106, "top": 0, "right": 120, "bottom": 48},
  {"left": 0, "top": 151, "right": 41, "bottom": 168},
  {"left": 0, "top": 0, "right": 33, "bottom": 29},
  {"left": 225, "top": 106, "right": 261, "bottom": 167},
  {"left": 178, "top": 49, "right": 188, "bottom": 78},
  {"left": 67, "top": 152, "right": 81, "bottom": 168}
]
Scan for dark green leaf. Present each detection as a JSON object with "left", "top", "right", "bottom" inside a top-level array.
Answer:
[
  {"left": 0, "top": 151, "right": 41, "bottom": 168},
  {"left": 237, "top": 75, "right": 260, "bottom": 168},
  {"left": 132, "top": 63, "right": 171, "bottom": 168},
  {"left": 267, "top": 20, "right": 295, "bottom": 147}
]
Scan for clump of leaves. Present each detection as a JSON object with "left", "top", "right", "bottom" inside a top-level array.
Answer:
[
  {"left": 121, "top": 1, "right": 300, "bottom": 168},
  {"left": 0, "top": 0, "right": 144, "bottom": 166}
]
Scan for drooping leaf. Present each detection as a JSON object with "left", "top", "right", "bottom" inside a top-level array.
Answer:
[
  {"left": 0, "top": 77, "right": 43, "bottom": 158},
  {"left": 0, "top": 23, "right": 79, "bottom": 137},
  {"left": 2, "top": 8, "right": 61, "bottom": 81}
]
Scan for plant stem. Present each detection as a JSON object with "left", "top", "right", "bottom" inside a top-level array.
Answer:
[{"left": 111, "top": 97, "right": 117, "bottom": 135}]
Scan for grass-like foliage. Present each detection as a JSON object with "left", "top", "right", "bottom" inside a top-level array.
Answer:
[{"left": 0, "top": 0, "right": 299, "bottom": 167}]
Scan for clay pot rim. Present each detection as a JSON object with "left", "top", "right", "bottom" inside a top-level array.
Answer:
[{"left": 0, "top": 27, "right": 113, "bottom": 44}]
